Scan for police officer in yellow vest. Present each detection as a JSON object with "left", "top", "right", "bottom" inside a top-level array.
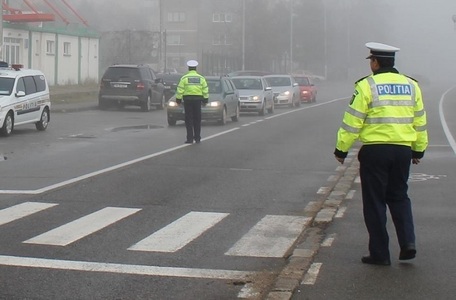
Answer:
[
  {"left": 176, "top": 60, "right": 209, "bottom": 144},
  {"left": 334, "top": 42, "right": 428, "bottom": 266}
]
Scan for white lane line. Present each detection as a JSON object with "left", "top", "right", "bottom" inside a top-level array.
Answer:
[
  {"left": 335, "top": 207, "right": 347, "bottom": 218},
  {"left": 0, "top": 128, "right": 240, "bottom": 195},
  {"left": 225, "top": 215, "right": 311, "bottom": 258},
  {"left": 23, "top": 207, "right": 141, "bottom": 246},
  {"left": 346, "top": 189, "right": 356, "bottom": 200},
  {"left": 439, "top": 85, "right": 456, "bottom": 156},
  {"left": 0, "top": 202, "right": 58, "bottom": 226},
  {"left": 321, "top": 233, "right": 336, "bottom": 247},
  {"left": 0, "top": 255, "right": 256, "bottom": 280},
  {"left": 238, "top": 283, "right": 261, "bottom": 299},
  {"left": 301, "top": 262, "right": 322, "bottom": 285},
  {"left": 128, "top": 212, "right": 228, "bottom": 252}
]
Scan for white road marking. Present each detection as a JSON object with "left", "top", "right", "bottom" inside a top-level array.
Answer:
[
  {"left": 335, "top": 207, "right": 347, "bottom": 218},
  {"left": 0, "top": 128, "right": 240, "bottom": 195},
  {"left": 346, "top": 189, "right": 356, "bottom": 200},
  {"left": 1, "top": 98, "right": 351, "bottom": 195},
  {"left": 23, "top": 207, "right": 141, "bottom": 246},
  {"left": 439, "top": 85, "right": 456, "bottom": 155},
  {"left": 0, "top": 202, "right": 58, "bottom": 226},
  {"left": 225, "top": 215, "right": 311, "bottom": 258},
  {"left": 0, "top": 255, "right": 256, "bottom": 280},
  {"left": 238, "top": 283, "right": 261, "bottom": 299},
  {"left": 321, "top": 233, "right": 336, "bottom": 247},
  {"left": 301, "top": 262, "right": 322, "bottom": 285},
  {"left": 128, "top": 212, "right": 228, "bottom": 252}
]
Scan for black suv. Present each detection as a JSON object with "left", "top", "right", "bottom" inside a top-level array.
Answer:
[{"left": 99, "top": 64, "right": 165, "bottom": 111}]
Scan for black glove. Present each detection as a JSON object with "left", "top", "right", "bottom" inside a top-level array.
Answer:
[
  {"left": 203, "top": 98, "right": 208, "bottom": 104},
  {"left": 176, "top": 99, "right": 182, "bottom": 105}
]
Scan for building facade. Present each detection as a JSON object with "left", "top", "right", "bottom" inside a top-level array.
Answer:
[{"left": 2, "top": 22, "right": 99, "bottom": 86}]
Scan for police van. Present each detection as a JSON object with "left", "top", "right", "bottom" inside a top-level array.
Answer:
[{"left": 0, "top": 62, "right": 51, "bottom": 136}]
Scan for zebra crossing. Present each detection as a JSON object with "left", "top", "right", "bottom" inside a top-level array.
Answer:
[{"left": 1, "top": 201, "right": 310, "bottom": 258}]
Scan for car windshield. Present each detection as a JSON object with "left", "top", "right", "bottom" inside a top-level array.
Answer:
[
  {"left": 207, "top": 80, "right": 222, "bottom": 93},
  {"left": 266, "top": 77, "right": 291, "bottom": 87},
  {"left": 294, "top": 77, "right": 310, "bottom": 86},
  {"left": 0, "top": 77, "right": 14, "bottom": 95},
  {"left": 231, "top": 78, "right": 263, "bottom": 90},
  {"left": 158, "top": 73, "right": 182, "bottom": 83},
  {"left": 103, "top": 67, "right": 140, "bottom": 80}
]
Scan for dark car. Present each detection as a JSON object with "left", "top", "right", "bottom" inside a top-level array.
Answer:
[
  {"left": 167, "top": 76, "right": 240, "bottom": 126},
  {"left": 98, "top": 64, "right": 165, "bottom": 111},
  {"left": 157, "top": 73, "right": 183, "bottom": 101}
]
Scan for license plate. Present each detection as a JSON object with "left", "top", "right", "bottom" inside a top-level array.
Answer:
[{"left": 113, "top": 84, "right": 127, "bottom": 88}]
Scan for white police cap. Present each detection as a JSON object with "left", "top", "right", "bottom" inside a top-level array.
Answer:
[
  {"left": 365, "top": 42, "right": 400, "bottom": 59},
  {"left": 187, "top": 60, "right": 198, "bottom": 67}
]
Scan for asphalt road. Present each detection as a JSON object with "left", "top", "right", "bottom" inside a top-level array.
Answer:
[{"left": 0, "top": 80, "right": 455, "bottom": 300}]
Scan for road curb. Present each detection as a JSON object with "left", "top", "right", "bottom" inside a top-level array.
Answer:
[{"left": 263, "top": 150, "right": 360, "bottom": 300}]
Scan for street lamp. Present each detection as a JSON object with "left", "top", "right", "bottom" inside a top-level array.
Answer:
[{"left": 290, "top": 0, "right": 293, "bottom": 74}]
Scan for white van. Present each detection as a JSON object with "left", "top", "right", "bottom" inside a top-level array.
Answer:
[{"left": 0, "top": 63, "right": 51, "bottom": 136}]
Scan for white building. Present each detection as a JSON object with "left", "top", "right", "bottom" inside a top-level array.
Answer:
[{"left": 3, "top": 22, "right": 100, "bottom": 86}]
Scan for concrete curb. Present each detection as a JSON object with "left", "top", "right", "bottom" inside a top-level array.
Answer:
[{"left": 262, "top": 150, "right": 360, "bottom": 300}]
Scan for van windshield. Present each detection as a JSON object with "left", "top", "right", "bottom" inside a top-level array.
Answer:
[{"left": 0, "top": 77, "right": 14, "bottom": 95}]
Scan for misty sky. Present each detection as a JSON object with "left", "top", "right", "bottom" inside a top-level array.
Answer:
[{"left": 65, "top": 0, "right": 456, "bottom": 82}]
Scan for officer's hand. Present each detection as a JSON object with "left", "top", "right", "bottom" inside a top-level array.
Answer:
[
  {"left": 176, "top": 99, "right": 182, "bottom": 105},
  {"left": 412, "top": 158, "right": 420, "bottom": 165},
  {"left": 202, "top": 102, "right": 207, "bottom": 107},
  {"left": 335, "top": 156, "right": 345, "bottom": 164}
]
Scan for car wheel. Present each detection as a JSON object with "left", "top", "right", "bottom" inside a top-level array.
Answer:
[
  {"left": 268, "top": 101, "right": 274, "bottom": 114},
  {"left": 0, "top": 111, "right": 14, "bottom": 136},
  {"left": 259, "top": 102, "right": 266, "bottom": 116},
  {"left": 219, "top": 107, "right": 227, "bottom": 125},
  {"left": 141, "top": 93, "right": 152, "bottom": 112},
  {"left": 295, "top": 96, "right": 301, "bottom": 107},
  {"left": 231, "top": 104, "right": 240, "bottom": 122},
  {"left": 168, "top": 117, "right": 176, "bottom": 126},
  {"left": 156, "top": 94, "right": 166, "bottom": 110},
  {"left": 35, "top": 108, "right": 50, "bottom": 131}
]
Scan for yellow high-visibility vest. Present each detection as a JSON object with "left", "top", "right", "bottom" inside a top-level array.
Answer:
[
  {"left": 176, "top": 70, "right": 209, "bottom": 99},
  {"left": 336, "top": 72, "right": 428, "bottom": 153}
]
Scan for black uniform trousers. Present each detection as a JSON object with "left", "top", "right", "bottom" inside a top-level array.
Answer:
[
  {"left": 358, "top": 144, "right": 415, "bottom": 261},
  {"left": 183, "top": 99, "right": 202, "bottom": 142}
]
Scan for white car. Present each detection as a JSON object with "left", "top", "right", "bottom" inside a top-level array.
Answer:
[
  {"left": 264, "top": 75, "right": 301, "bottom": 107},
  {"left": 230, "top": 76, "right": 274, "bottom": 116},
  {"left": 0, "top": 63, "right": 51, "bottom": 136}
]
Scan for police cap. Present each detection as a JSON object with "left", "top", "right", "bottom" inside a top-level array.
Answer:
[
  {"left": 187, "top": 60, "right": 199, "bottom": 67},
  {"left": 365, "top": 42, "right": 400, "bottom": 59}
]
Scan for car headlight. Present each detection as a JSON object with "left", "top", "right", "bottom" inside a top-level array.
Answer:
[
  {"left": 168, "top": 101, "right": 178, "bottom": 107},
  {"left": 208, "top": 101, "right": 221, "bottom": 107},
  {"left": 281, "top": 91, "right": 290, "bottom": 96},
  {"left": 251, "top": 95, "right": 260, "bottom": 102},
  {"left": 302, "top": 90, "right": 309, "bottom": 94}
]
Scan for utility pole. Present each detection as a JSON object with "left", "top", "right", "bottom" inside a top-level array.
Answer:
[{"left": 242, "top": 0, "right": 245, "bottom": 70}]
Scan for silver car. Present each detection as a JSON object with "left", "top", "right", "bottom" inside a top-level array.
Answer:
[
  {"left": 264, "top": 75, "right": 301, "bottom": 107},
  {"left": 230, "top": 76, "right": 274, "bottom": 116}
]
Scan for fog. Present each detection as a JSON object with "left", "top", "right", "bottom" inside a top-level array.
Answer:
[{"left": 65, "top": 0, "right": 456, "bottom": 83}]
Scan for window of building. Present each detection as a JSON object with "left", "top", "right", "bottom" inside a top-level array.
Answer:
[
  {"left": 213, "top": 13, "right": 232, "bottom": 22},
  {"left": 3, "top": 37, "right": 21, "bottom": 64},
  {"left": 167, "top": 34, "right": 182, "bottom": 46},
  {"left": 212, "top": 34, "right": 231, "bottom": 45},
  {"left": 168, "top": 12, "right": 186, "bottom": 22},
  {"left": 63, "top": 42, "right": 71, "bottom": 56},
  {"left": 46, "top": 40, "right": 55, "bottom": 55}
]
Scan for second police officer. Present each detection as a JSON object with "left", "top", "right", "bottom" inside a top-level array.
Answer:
[
  {"left": 334, "top": 42, "right": 428, "bottom": 266},
  {"left": 175, "top": 60, "right": 209, "bottom": 144}
]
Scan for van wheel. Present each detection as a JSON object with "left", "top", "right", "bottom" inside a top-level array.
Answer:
[
  {"left": 35, "top": 108, "right": 50, "bottom": 131},
  {"left": 0, "top": 111, "right": 14, "bottom": 136}
]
